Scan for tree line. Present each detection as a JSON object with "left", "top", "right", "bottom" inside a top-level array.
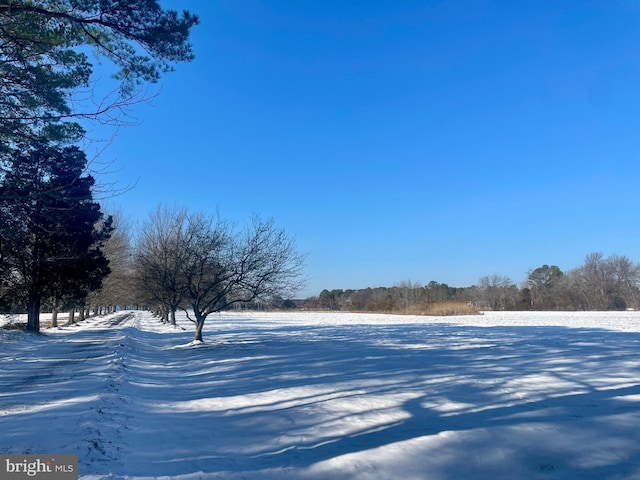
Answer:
[
  {"left": 0, "top": 0, "right": 199, "bottom": 332},
  {"left": 4, "top": 2, "right": 639, "bottom": 345},
  {"left": 305, "top": 253, "right": 640, "bottom": 313},
  {"left": 0, "top": 2, "right": 305, "bottom": 342},
  {"left": 0, "top": 201, "right": 305, "bottom": 341}
]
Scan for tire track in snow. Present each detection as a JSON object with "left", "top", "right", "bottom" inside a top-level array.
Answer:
[
  {"left": 76, "top": 313, "right": 138, "bottom": 473},
  {"left": 0, "top": 312, "right": 139, "bottom": 476}
]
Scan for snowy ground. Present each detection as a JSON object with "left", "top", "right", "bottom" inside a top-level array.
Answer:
[{"left": 2, "top": 310, "right": 640, "bottom": 479}]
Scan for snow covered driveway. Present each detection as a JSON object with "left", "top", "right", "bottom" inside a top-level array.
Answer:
[{"left": 1, "top": 310, "right": 640, "bottom": 479}]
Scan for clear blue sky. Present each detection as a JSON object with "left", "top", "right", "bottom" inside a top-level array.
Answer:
[{"left": 93, "top": 1, "right": 640, "bottom": 297}]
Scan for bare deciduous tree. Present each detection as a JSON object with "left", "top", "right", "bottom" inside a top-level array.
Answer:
[
  {"left": 478, "top": 274, "right": 518, "bottom": 311},
  {"left": 88, "top": 209, "right": 135, "bottom": 315},
  {"left": 181, "top": 214, "right": 305, "bottom": 341},
  {"left": 567, "top": 253, "right": 640, "bottom": 310},
  {"left": 135, "top": 207, "right": 306, "bottom": 340},
  {"left": 134, "top": 205, "right": 191, "bottom": 325}
]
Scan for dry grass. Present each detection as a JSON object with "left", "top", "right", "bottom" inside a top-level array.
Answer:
[{"left": 404, "top": 301, "right": 482, "bottom": 316}]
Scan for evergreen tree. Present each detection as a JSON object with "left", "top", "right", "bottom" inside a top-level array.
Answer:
[
  {"left": 0, "top": 0, "right": 198, "bottom": 147},
  {"left": 0, "top": 144, "right": 112, "bottom": 332}
]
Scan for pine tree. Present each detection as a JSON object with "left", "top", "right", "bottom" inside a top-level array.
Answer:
[{"left": 0, "top": 0, "right": 198, "bottom": 147}]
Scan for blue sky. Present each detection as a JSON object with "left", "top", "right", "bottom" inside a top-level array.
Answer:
[{"left": 93, "top": 1, "right": 640, "bottom": 297}]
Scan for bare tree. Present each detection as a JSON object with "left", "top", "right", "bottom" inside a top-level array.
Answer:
[
  {"left": 478, "top": 274, "right": 517, "bottom": 311},
  {"left": 606, "top": 254, "right": 640, "bottom": 310},
  {"left": 135, "top": 208, "right": 305, "bottom": 340},
  {"left": 87, "top": 209, "right": 135, "bottom": 314},
  {"left": 567, "top": 253, "right": 640, "bottom": 310},
  {"left": 180, "top": 214, "right": 305, "bottom": 341},
  {"left": 393, "top": 280, "right": 424, "bottom": 312},
  {"left": 134, "top": 205, "right": 191, "bottom": 325}
]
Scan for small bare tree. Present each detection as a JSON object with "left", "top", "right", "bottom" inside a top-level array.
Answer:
[
  {"left": 135, "top": 207, "right": 305, "bottom": 340},
  {"left": 180, "top": 214, "right": 305, "bottom": 342}
]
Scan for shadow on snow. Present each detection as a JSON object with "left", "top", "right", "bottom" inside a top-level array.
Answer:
[{"left": 1, "top": 313, "right": 640, "bottom": 479}]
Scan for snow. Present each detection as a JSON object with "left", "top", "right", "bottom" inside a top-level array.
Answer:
[{"left": 2, "top": 310, "right": 640, "bottom": 479}]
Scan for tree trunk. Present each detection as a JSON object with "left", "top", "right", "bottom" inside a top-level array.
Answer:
[
  {"left": 51, "top": 297, "right": 60, "bottom": 328},
  {"left": 67, "top": 308, "right": 75, "bottom": 326},
  {"left": 170, "top": 308, "right": 176, "bottom": 326},
  {"left": 26, "top": 292, "right": 41, "bottom": 333},
  {"left": 194, "top": 318, "right": 205, "bottom": 342}
]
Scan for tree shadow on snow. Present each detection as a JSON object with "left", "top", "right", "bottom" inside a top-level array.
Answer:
[
  {"left": 122, "top": 320, "right": 640, "bottom": 478},
  {"left": 2, "top": 316, "right": 640, "bottom": 479}
]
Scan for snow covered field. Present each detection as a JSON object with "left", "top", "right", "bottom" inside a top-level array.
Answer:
[{"left": 1, "top": 310, "right": 640, "bottom": 479}]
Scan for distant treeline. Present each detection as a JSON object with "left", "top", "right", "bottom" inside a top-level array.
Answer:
[{"left": 303, "top": 253, "right": 640, "bottom": 312}]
